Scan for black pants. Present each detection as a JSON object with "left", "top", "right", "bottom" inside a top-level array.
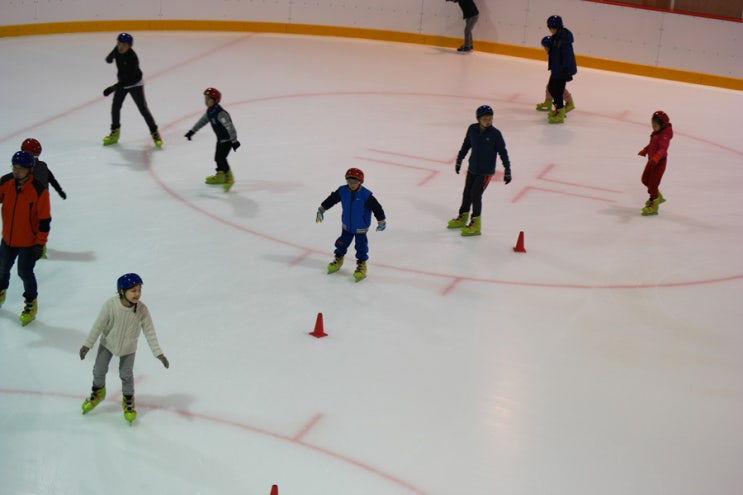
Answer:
[
  {"left": 547, "top": 77, "right": 568, "bottom": 110},
  {"left": 111, "top": 85, "right": 158, "bottom": 133},
  {"left": 214, "top": 141, "right": 233, "bottom": 173},
  {"left": 458, "top": 172, "right": 491, "bottom": 218},
  {"left": 0, "top": 241, "right": 39, "bottom": 302}
]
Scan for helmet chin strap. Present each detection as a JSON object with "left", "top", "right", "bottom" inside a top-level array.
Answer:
[{"left": 120, "top": 291, "right": 138, "bottom": 313}]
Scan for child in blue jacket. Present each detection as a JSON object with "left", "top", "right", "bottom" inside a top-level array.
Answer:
[{"left": 316, "top": 168, "right": 386, "bottom": 282}]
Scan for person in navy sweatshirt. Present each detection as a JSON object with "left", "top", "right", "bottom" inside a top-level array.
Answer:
[
  {"left": 447, "top": 105, "right": 511, "bottom": 236},
  {"left": 544, "top": 15, "right": 577, "bottom": 124},
  {"left": 316, "top": 168, "right": 386, "bottom": 282}
]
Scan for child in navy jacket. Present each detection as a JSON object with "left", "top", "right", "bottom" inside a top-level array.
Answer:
[
  {"left": 185, "top": 87, "right": 241, "bottom": 192},
  {"left": 316, "top": 168, "right": 386, "bottom": 282}
]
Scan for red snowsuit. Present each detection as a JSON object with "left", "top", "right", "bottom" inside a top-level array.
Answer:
[{"left": 639, "top": 123, "right": 673, "bottom": 200}]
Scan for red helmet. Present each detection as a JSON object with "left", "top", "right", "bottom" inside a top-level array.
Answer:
[
  {"left": 345, "top": 168, "right": 364, "bottom": 183},
  {"left": 204, "top": 87, "right": 222, "bottom": 103},
  {"left": 652, "top": 110, "right": 670, "bottom": 126},
  {"left": 21, "top": 138, "right": 42, "bottom": 157}
]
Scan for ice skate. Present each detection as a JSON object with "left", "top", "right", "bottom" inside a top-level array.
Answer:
[
  {"left": 205, "top": 171, "right": 226, "bottom": 185},
  {"left": 447, "top": 212, "right": 469, "bottom": 229},
  {"left": 0, "top": 289, "right": 5, "bottom": 308},
  {"left": 20, "top": 299, "right": 37, "bottom": 326},
  {"left": 81, "top": 387, "right": 106, "bottom": 414},
  {"left": 151, "top": 131, "right": 163, "bottom": 149},
  {"left": 657, "top": 191, "right": 666, "bottom": 204},
  {"left": 102, "top": 128, "right": 120, "bottom": 146},
  {"left": 565, "top": 98, "right": 575, "bottom": 113},
  {"left": 122, "top": 395, "right": 137, "bottom": 425},
  {"left": 353, "top": 260, "right": 367, "bottom": 282},
  {"left": 327, "top": 255, "right": 344, "bottom": 274},
  {"left": 536, "top": 99, "right": 552, "bottom": 111},
  {"left": 461, "top": 216, "right": 481, "bottom": 236},
  {"left": 222, "top": 170, "right": 235, "bottom": 192},
  {"left": 642, "top": 198, "right": 660, "bottom": 216},
  {"left": 548, "top": 108, "right": 566, "bottom": 124},
  {"left": 457, "top": 45, "right": 473, "bottom": 53}
]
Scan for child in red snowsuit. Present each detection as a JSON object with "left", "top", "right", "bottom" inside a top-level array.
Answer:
[{"left": 638, "top": 110, "right": 673, "bottom": 216}]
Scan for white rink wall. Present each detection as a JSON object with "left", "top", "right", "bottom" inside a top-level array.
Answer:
[{"left": 1, "top": 0, "right": 741, "bottom": 78}]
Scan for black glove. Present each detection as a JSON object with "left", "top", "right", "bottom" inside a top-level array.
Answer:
[
  {"left": 31, "top": 244, "right": 44, "bottom": 260},
  {"left": 79, "top": 345, "right": 90, "bottom": 360},
  {"left": 157, "top": 354, "right": 170, "bottom": 369},
  {"left": 455, "top": 159, "right": 462, "bottom": 174},
  {"left": 103, "top": 85, "right": 117, "bottom": 97},
  {"left": 105, "top": 54, "right": 115, "bottom": 64},
  {"left": 504, "top": 170, "right": 512, "bottom": 185},
  {"left": 184, "top": 130, "right": 195, "bottom": 141},
  {"left": 231, "top": 141, "right": 241, "bottom": 151},
  {"left": 58, "top": 189, "right": 67, "bottom": 200}
]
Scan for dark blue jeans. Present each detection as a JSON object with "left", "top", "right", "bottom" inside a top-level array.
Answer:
[
  {"left": 0, "top": 241, "right": 39, "bottom": 302},
  {"left": 333, "top": 229, "right": 369, "bottom": 262}
]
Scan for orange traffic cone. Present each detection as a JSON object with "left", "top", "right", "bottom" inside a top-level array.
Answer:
[
  {"left": 513, "top": 231, "right": 526, "bottom": 253},
  {"left": 309, "top": 312, "right": 328, "bottom": 338},
  {"left": 270, "top": 485, "right": 279, "bottom": 495}
]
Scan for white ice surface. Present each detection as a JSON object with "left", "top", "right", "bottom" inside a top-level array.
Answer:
[{"left": 1, "top": 31, "right": 742, "bottom": 495}]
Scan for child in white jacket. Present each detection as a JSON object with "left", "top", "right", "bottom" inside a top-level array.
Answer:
[{"left": 79, "top": 273, "right": 169, "bottom": 424}]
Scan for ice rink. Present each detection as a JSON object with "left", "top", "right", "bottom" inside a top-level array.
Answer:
[{"left": 1, "top": 31, "right": 742, "bottom": 494}]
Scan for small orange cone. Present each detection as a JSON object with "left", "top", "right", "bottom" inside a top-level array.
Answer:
[
  {"left": 270, "top": 485, "right": 279, "bottom": 495},
  {"left": 309, "top": 312, "right": 328, "bottom": 338},
  {"left": 513, "top": 231, "right": 526, "bottom": 253}
]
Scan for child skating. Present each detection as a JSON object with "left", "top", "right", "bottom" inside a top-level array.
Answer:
[
  {"left": 79, "top": 273, "right": 169, "bottom": 425},
  {"left": 21, "top": 138, "right": 66, "bottom": 259},
  {"left": 536, "top": 36, "right": 575, "bottom": 114},
  {"left": 445, "top": 0, "right": 479, "bottom": 52},
  {"left": 638, "top": 110, "right": 673, "bottom": 216},
  {"left": 316, "top": 168, "right": 386, "bottom": 282},
  {"left": 543, "top": 16, "right": 577, "bottom": 124},
  {"left": 102, "top": 33, "right": 162, "bottom": 148},
  {"left": 0, "top": 151, "right": 51, "bottom": 326},
  {"left": 448, "top": 105, "right": 511, "bottom": 236},
  {"left": 185, "top": 87, "right": 241, "bottom": 192}
]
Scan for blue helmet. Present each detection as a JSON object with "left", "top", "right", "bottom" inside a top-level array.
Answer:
[
  {"left": 12, "top": 150, "right": 35, "bottom": 168},
  {"left": 117, "top": 273, "right": 143, "bottom": 292},
  {"left": 547, "top": 15, "right": 563, "bottom": 28},
  {"left": 117, "top": 33, "right": 134, "bottom": 45},
  {"left": 476, "top": 105, "right": 493, "bottom": 119}
]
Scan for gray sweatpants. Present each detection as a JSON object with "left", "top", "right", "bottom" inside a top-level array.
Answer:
[
  {"left": 92, "top": 345, "right": 136, "bottom": 396},
  {"left": 464, "top": 15, "right": 479, "bottom": 49}
]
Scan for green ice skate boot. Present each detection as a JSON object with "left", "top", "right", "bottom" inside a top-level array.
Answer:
[
  {"left": 102, "top": 128, "right": 120, "bottom": 146},
  {"left": 461, "top": 216, "right": 481, "bottom": 236},
  {"left": 81, "top": 387, "right": 106, "bottom": 414},
  {"left": 205, "top": 171, "right": 226, "bottom": 184},
  {"left": 548, "top": 108, "right": 566, "bottom": 124},
  {"left": 536, "top": 99, "right": 552, "bottom": 111},
  {"left": 353, "top": 260, "right": 367, "bottom": 282},
  {"left": 657, "top": 191, "right": 666, "bottom": 204},
  {"left": 642, "top": 197, "right": 660, "bottom": 216},
  {"left": 327, "top": 255, "right": 344, "bottom": 274},
  {"left": 447, "top": 212, "right": 469, "bottom": 229},
  {"left": 122, "top": 395, "right": 137, "bottom": 425},
  {"left": 20, "top": 299, "right": 37, "bottom": 326},
  {"left": 0, "top": 289, "right": 6, "bottom": 308},
  {"left": 151, "top": 131, "right": 163, "bottom": 149},
  {"left": 223, "top": 170, "right": 235, "bottom": 192}
]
